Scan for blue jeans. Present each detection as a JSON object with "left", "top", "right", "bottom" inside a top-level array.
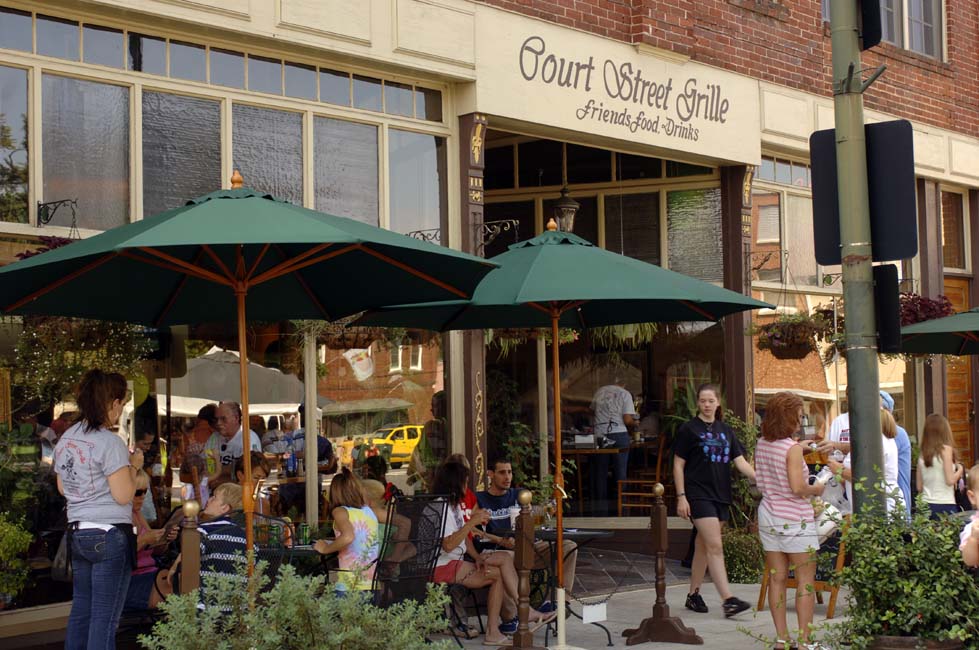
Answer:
[
  {"left": 590, "top": 431, "right": 631, "bottom": 515},
  {"left": 928, "top": 503, "right": 960, "bottom": 520},
  {"left": 67, "top": 527, "right": 132, "bottom": 650}
]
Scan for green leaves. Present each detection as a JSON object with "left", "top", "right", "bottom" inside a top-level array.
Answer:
[{"left": 140, "top": 564, "right": 452, "bottom": 650}]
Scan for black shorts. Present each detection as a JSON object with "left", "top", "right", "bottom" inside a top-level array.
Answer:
[{"left": 689, "top": 499, "right": 729, "bottom": 522}]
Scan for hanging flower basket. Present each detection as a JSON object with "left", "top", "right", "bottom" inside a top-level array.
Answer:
[
  {"left": 752, "top": 312, "right": 831, "bottom": 360},
  {"left": 900, "top": 292, "right": 954, "bottom": 326}
]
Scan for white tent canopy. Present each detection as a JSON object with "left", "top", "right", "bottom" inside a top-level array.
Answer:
[{"left": 157, "top": 346, "right": 309, "bottom": 404}]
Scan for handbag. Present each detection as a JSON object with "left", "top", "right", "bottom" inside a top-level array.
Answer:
[{"left": 51, "top": 529, "right": 72, "bottom": 582}]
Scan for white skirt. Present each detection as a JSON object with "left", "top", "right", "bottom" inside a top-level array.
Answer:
[{"left": 758, "top": 504, "right": 820, "bottom": 554}]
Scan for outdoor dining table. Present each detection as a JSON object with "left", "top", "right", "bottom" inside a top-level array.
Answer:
[{"left": 536, "top": 527, "right": 615, "bottom": 647}]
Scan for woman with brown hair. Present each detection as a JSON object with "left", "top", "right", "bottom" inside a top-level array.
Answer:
[
  {"left": 54, "top": 369, "right": 142, "bottom": 650},
  {"left": 313, "top": 468, "right": 379, "bottom": 594},
  {"left": 755, "top": 392, "right": 826, "bottom": 650},
  {"left": 916, "top": 413, "right": 963, "bottom": 518}
]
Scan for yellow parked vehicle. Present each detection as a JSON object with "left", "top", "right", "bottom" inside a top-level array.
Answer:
[{"left": 371, "top": 424, "right": 423, "bottom": 468}]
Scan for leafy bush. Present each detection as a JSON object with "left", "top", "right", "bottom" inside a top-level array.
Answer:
[
  {"left": 726, "top": 414, "right": 760, "bottom": 530},
  {"left": 723, "top": 526, "right": 765, "bottom": 584},
  {"left": 140, "top": 564, "right": 452, "bottom": 650},
  {"left": 0, "top": 513, "right": 32, "bottom": 605},
  {"left": 823, "top": 494, "right": 979, "bottom": 649}
]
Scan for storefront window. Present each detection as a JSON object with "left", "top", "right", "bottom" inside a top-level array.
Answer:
[
  {"left": 751, "top": 191, "right": 782, "bottom": 282},
  {"left": 0, "top": 7, "right": 31, "bottom": 52},
  {"left": 127, "top": 34, "right": 166, "bottom": 75},
  {"left": 941, "top": 191, "right": 966, "bottom": 270},
  {"left": 667, "top": 188, "right": 722, "bottom": 283},
  {"left": 384, "top": 81, "right": 413, "bottom": 117},
  {"left": 604, "top": 192, "right": 660, "bottom": 264},
  {"left": 232, "top": 104, "right": 303, "bottom": 205},
  {"left": 169, "top": 41, "right": 205, "bottom": 82},
  {"left": 210, "top": 48, "right": 245, "bottom": 88},
  {"left": 485, "top": 145, "right": 515, "bottom": 190},
  {"left": 415, "top": 87, "right": 442, "bottom": 122},
  {"left": 285, "top": 62, "right": 316, "bottom": 100},
  {"left": 320, "top": 69, "right": 351, "bottom": 106},
  {"left": 42, "top": 74, "right": 129, "bottom": 230},
  {"left": 37, "top": 15, "right": 79, "bottom": 61},
  {"left": 314, "top": 117, "right": 378, "bottom": 225},
  {"left": 785, "top": 194, "right": 818, "bottom": 285},
  {"left": 388, "top": 129, "right": 447, "bottom": 240},
  {"left": 142, "top": 91, "right": 221, "bottom": 217},
  {"left": 353, "top": 75, "right": 382, "bottom": 112},
  {"left": 83, "top": 25, "right": 124, "bottom": 68},
  {"left": 566, "top": 144, "right": 611, "bottom": 185},
  {"left": 518, "top": 139, "right": 562, "bottom": 188},
  {"left": 616, "top": 152, "right": 662, "bottom": 180},
  {"left": 248, "top": 55, "right": 282, "bottom": 95},
  {"left": 0, "top": 65, "right": 28, "bottom": 224}
]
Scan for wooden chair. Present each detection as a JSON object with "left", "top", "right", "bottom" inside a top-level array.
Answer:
[
  {"left": 756, "top": 528, "right": 847, "bottom": 620},
  {"left": 618, "top": 479, "right": 660, "bottom": 516}
]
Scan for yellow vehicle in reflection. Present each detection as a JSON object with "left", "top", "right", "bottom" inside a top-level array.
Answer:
[{"left": 371, "top": 424, "right": 423, "bottom": 468}]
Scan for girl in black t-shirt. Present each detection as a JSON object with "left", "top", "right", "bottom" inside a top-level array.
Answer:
[{"left": 673, "top": 383, "right": 755, "bottom": 618}]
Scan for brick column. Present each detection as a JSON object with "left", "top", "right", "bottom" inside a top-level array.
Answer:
[
  {"left": 720, "top": 165, "right": 754, "bottom": 422},
  {"left": 916, "top": 178, "right": 947, "bottom": 416}
]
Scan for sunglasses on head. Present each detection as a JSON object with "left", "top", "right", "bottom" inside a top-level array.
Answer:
[{"left": 134, "top": 489, "right": 147, "bottom": 497}]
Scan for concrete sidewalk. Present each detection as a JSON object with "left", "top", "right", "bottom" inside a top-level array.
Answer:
[{"left": 449, "top": 582, "right": 846, "bottom": 650}]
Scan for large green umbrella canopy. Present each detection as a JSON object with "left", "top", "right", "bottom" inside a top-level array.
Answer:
[
  {"left": 902, "top": 308, "right": 979, "bottom": 355},
  {"left": 0, "top": 180, "right": 495, "bottom": 559},
  {"left": 356, "top": 223, "right": 771, "bottom": 586}
]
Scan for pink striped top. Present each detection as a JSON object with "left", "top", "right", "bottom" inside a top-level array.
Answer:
[{"left": 755, "top": 438, "right": 814, "bottom": 522}]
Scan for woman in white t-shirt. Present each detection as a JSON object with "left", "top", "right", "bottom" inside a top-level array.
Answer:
[
  {"left": 431, "top": 461, "right": 554, "bottom": 644},
  {"left": 827, "top": 409, "right": 904, "bottom": 514},
  {"left": 55, "top": 369, "right": 143, "bottom": 650}
]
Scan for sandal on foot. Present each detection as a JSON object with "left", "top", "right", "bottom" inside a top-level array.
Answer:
[{"left": 482, "top": 638, "right": 511, "bottom": 647}]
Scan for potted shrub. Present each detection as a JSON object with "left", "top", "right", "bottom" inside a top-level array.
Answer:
[
  {"left": 0, "top": 514, "right": 32, "bottom": 609},
  {"left": 823, "top": 496, "right": 979, "bottom": 649},
  {"left": 753, "top": 311, "right": 831, "bottom": 360}
]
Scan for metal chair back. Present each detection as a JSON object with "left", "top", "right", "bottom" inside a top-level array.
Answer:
[{"left": 372, "top": 494, "right": 448, "bottom": 608}]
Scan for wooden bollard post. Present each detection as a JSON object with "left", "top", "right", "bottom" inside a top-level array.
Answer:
[
  {"left": 179, "top": 499, "right": 201, "bottom": 594},
  {"left": 512, "top": 489, "right": 543, "bottom": 649},
  {"left": 622, "top": 483, "right": 703, "bottom": 646}
]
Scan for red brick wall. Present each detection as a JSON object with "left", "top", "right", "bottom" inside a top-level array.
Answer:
[{"left": 478, "top": 0, "right": 979, "bottom": 137}]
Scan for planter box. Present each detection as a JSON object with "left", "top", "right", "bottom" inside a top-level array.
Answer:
[{"left": 0, "top": 601, "right": 71, "bottom": 640}]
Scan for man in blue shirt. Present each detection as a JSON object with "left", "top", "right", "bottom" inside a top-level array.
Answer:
[
  {"left": 475, "top": 456, "right": 577, "bottom": 604},
  {"left": 881, "top": 390, "right": 912, "bottom": 519}
]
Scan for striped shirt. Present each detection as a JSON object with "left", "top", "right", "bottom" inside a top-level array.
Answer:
[
  {"left": 755, "top": 438, "right": 814, "bottom": 522},
  {"left": 198, "top": 517, "right": 252, "bottom": 610}
]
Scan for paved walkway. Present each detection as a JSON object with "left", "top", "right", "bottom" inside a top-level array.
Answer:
[{"left": 449, "top": 582, "right": 845, "bottom": 650}]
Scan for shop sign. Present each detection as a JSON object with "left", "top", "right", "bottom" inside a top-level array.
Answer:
[{"left": 473, "top": 8, "right": 761, "bottom": 165}]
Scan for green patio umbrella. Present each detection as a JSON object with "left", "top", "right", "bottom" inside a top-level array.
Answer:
[
  {"left": 356, "top": 220, "right": 771, "bottom": 587},
  {"left": 902, "top": 308, "right": 979, "bottom": 355},
  {"left": 0, "top": 173, "right": 495, "bottom": 557}
]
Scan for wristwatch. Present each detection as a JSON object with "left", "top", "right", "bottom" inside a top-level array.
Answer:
[{"left": 677, "top": 492, "right": 686, "bottom": 498}]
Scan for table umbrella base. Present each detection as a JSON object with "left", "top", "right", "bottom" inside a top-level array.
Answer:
[{"left": 622, "top": 606, "right": 704, "bottom": 646}]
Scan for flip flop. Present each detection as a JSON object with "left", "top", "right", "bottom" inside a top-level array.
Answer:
[
  {"left": 529, "top": 611, "right": 558, "bottom": 632},
  {"left": 482, "top": 639, "right": 511, "bottom": 647}
]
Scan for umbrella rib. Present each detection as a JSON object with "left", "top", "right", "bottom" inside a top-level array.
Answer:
[
  {"left": 200, "top": 245, "right": 235, "bottom": 282},
  {"left": 681, "top": 300, "right": 715, "bottom": 320},
  {"left": 250, "top": 243, "right": 332, "bottom": 283},
  {"left": 134, "top": 248, "right": 234, "bottom": 287},
  {"left": 246, "top": 244, "right": 272, "bottom": 282},
  {"left": 250, "top": 244, "right": 358, "bottom": 286},
  {"left": 290, "top": 269, "right": 331, "bottom": 320},
  {"left": 4, "top": 252, "right": 116, "bottom": 313},
  {"left": 359, "top": 246, "right": 468, "bottom": 298},
  {"left": 154, "top": 249, "right": 206, "bottom": 327}
]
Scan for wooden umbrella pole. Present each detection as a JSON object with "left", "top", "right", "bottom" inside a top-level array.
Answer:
[
  {"left": 236, "top": 286, "right": 255, "bottom": 574},
  {"left": 551, "top": 312, "right": 565, "bottom": 587}
]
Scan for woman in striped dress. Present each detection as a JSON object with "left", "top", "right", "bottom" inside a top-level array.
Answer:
[{"left": 755, "top": 392, "right": 826, "bottom": 650}]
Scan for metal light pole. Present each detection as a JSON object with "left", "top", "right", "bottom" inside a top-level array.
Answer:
[{"left": 830, "top": 0, "right": 884, "bottom": 513}]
